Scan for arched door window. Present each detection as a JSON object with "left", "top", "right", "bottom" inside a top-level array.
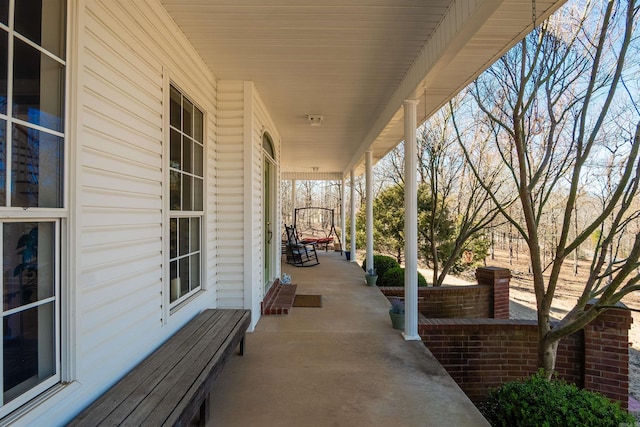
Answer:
[{"left": 263, "top": 132, "right": 275, "bottom": 161}]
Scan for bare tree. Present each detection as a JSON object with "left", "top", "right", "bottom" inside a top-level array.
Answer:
[
  {"left": 420, "top": 101, "right": 508, "bottom": 286},
  {"left": 462, "top": 0, "right": 640, "bottom": 376}
]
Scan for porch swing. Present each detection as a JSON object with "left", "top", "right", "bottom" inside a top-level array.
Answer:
[{"left": 293, "top": 207, "right": 340, "bottom": 252}]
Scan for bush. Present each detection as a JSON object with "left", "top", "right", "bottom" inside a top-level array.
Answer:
[
  {"left": 480, "top": 371, "right": 635, "bottom": 427},
  {"left": 361, "top": 255, "right": 400, "bottom": 279},
  {"left": 379, "top": 267, "right": 428, "bottom": 287}
]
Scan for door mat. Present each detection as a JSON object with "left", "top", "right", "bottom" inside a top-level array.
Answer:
[{"left": 293, "top": 294, "right": 322, "bottom": 307}]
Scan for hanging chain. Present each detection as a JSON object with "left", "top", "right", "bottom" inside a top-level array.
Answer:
[{"left": 532, "top": 0, "right": 537, "bottom": 28}]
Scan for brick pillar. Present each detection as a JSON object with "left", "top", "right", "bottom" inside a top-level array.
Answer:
[
  {"left": 583, "top": 302, "right": 632, "bottom": 409},
  {"left": 476, "top": 267, "right": 510, "bottom": 319}
]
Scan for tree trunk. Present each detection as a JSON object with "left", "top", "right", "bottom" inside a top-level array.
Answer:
[
  {"left": 540, "top": 338, "right": 558, "bottom": 379},
  {"left": 538, "top": 319, "right": 559, "bottom": 378}
]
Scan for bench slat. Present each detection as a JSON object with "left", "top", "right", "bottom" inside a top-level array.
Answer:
[
  {"left": 132, "top": 310, "right": 246, "bottom": 424},
  {"left": 144, "top": 310, "right": 250, "bottom": 426},
  {"left": 69, "top": 309, "right": 249, "bottom": 426},
  {"left": 71, "top": 310, "right": 225, "bottom": 426},
  {"left": 104, "top": 311, "right": 235, "bottom": 425}
]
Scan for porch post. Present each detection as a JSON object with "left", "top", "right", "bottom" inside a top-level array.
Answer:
[
  {"left": 403, "top": 99, "right": 420, "bottom": 341},
  {"left": 341, "top": 176, "right": 346, "bottom": 252},
  {"left": 365, "top": 150, "right": 374, "bottom": 272},
  {"left": 291, "top": 179, "right": 296, "bottom": 227},
  {"left": 350, "top": 169, "right": 357, "bottom": 262}
]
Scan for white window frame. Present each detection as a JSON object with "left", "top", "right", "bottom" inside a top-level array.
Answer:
[
  {"left": 0, "top": 0, "right": 67, "bottom": 417},
  {"left": 0, "top": 220, "right": 61, "bottom": 416},
  {"left": 166, "top": 80, "right": 205, "bottom": 313}
]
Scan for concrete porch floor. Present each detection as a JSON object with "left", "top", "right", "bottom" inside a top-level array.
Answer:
[{"left": 208, "top": 251, "right": 489, "bottom": 426}]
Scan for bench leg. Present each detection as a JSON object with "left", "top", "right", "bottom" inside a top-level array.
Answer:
[
  {"left": 199, "top": 394, "right": 210, "bottom": 427},
  {"left": 239, "top": 336, "right": 245, "bottom": 356}
]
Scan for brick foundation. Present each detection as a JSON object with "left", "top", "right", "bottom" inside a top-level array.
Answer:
[
  {"left": 476, "top": 267, "right": 510, "bottom": 319},
  {"left": 419, "top": 305, "right": 632, "bottom": 409},
  {"left": 583, "top": 305, "right": 633, "bottom": 405},
  {"left": 261, "top": 280, "right": 298, "bottom": 315},
  {"left": 379, "top": 267, "right": 510, "bottom": 319}
]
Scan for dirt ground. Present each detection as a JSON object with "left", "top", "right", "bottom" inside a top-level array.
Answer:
[{"left": 470, "top": 248, "right": 640, "bottom": 403}]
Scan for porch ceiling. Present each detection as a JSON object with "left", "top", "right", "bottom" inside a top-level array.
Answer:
[{"left": 160, "top": 0, "right": 566, "bottom": 179}]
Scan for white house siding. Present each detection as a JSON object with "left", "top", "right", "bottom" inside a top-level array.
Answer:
[
  {"left": 216, "top": 80, "right": 246, "bottom": 310},
  {"left": 18, "top": 0, "right": 219, "bottom": 424},
  {"left": 217, "top": 81, "right": 281, "bottom": 329},
  {"left": 3, "top": 0, "right": 289, "bottom": 423}
]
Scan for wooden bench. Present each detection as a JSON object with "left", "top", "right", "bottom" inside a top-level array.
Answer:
[{"left": 69, "top": 309, "right": 251, "bottom": 426}]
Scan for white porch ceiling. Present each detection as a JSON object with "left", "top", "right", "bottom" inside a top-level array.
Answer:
[{"left": 160, "top": 0, "right": 566, "bottom": 179}]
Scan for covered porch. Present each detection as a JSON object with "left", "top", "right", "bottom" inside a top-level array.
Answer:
[{"left": 208, "top": 251, "right": 489, "bottom": 426}]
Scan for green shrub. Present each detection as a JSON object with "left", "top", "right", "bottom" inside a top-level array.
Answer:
[
  {"left": 361, "top": 255, "right": 400, "bottom": 279},
  {"left": 480, "top": 371, "right": 635, "bottom": 427},
  {"left": 379, "top": 267, "right": 428, "bottom": 287}
]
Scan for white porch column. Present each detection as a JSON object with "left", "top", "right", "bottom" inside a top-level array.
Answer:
[
  {"left": 403, "top": 99, "right": 420, "bottom": 341},
  {"left": 350, "top": 169, "right": 356, "bottom": 261},
  {"left": 341, "top": 176, "right": 346, "bottom": 251},
  {"left": 291, "top": 179, "right": 296, "bottom": 226},
  {"left": 365, "top": 150, "right": 374, "bottom": 272}
]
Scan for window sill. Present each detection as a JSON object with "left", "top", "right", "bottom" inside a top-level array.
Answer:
[
  {"left": 0, "top": 381, "right": 82, "bottom": 426},
  {"left": 169, "top": 289, "right": 205, "bottom": 316}
]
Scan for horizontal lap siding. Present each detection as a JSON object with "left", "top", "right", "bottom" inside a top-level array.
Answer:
[
  {"left": 77, "top": 0, "right": 217, "bottom": 409},
  {"left": 251, "top": 98, "right": 262, "bottom": 305},
  {"left": 216, "top": 81, "right": 245, "bottom": 307}
]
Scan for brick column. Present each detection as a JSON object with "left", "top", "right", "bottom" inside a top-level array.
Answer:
[
  {"left": 583, "top": 303, "right": 632, "bottom": 409},
  {"left": 476, "top": 267, "right": 510, "bottom": 319}
]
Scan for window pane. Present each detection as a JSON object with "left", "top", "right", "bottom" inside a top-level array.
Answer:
[
  {"left": 169, "top": 260, "right": 178, "bottom": 302},
  {"left": 183, "top": 137, "right": 192, "bottom": 174},
  {"left": 179, "top": 218, "right": 189, "bottom": 256},
  {"left": 169, "top": 86, "right": 181, "bottom": 129},
  {"left": 13, "top": 39, "right": 65, "bottom": 133},
  {"left": 169, "top": 171, "right": 180, "bottom": 210},
  {"left": 182, "top": 175, "right": 192, "bottom": 211},
  {"left": 194, "top": 178, "right": 203, "bottom": 212},
  {"left": 194, "top": 143, "right": 203, "bottom": 177},
  {"left": 0, "top": 30, "right": 7, "bottom": 115},
  {"left": 183, "top": 98, "right": 193, "bottom": 137},
  {"left": 0, "top": 119, "right": 5, "bottom": 205},
  {"left": 12, "top": 124, "right": 63, "bottom": 208},
  {"left": 4, "top": 222, "right": 55, "bottom": 311},
  {"left": 179, "top": 256, "right": 189, "bottom": 295},
  {"left": 168, "top": 86, "right": 203, "bottom": 306},
  {"left": 194, "top": 108, "right": 203, "bottom": 143},
  {"left": 15, "top": 0, "right": 65, "bottom": 58},
  {"left": 263, "top": 134, "right": 275, "bottom": 159},
  {"left": 3, "top": 303, "right": 56, "bottom": 403},
  {"left": 0, "top": 0, "right": 7, "bottom": 25},
  {"left": 190, "top": 218, "right": 199, "bottom": 253},
  {"left": 170, "top": 129, "right": 180, "bottom": 170},
  {"left": 169, "top": 218, "right": 177, "bottom": 259},
  {"left": 190, "top": 254, "right": 200, "bottom": 289}
]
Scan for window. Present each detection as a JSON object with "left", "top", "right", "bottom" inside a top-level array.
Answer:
[
  {"left": 168, "top": 85, "right": 204, "bottom": 306},
  {"left": 0, "top": 0, "right": 66, "bottom": 415}
]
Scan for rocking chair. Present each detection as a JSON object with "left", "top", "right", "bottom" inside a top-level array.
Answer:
[{"left": 285, "top": 225, "right": 319, "bottom": 267}]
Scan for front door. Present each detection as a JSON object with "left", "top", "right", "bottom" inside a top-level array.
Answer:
[{"left": 263, "top": 133, "right": 276, "bottom": 294}]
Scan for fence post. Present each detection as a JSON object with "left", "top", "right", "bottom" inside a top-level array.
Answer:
[
  {"left": 476, "top": 267, "right": 511, "bottom": 319},
  {"left": 583, "top": 302, "right": 632, "bottom": 409}
]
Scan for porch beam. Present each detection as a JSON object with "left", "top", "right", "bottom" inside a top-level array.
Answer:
[
  {"left": 343, "top": 0, "right": 504, "bottom": 175},
  {"left": 365, "top": 151, "right": 374, "bottom": 272},
  {"left": 403, "top": 99, "right": 420, "bottom": 341}
]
